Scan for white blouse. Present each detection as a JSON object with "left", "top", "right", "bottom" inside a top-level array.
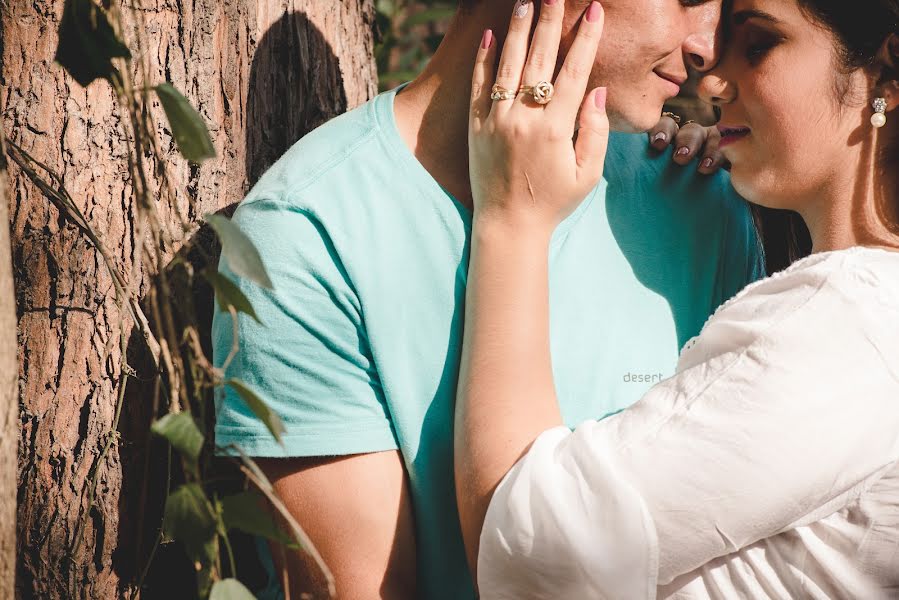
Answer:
[{"left": 478, "top": 247, "right": 899, "bottom": 599}]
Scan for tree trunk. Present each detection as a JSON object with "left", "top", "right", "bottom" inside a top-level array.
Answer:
[
  {"left": 0, "top": 97, "right": 19, "bottom": 600},
  {"left": 2, "top": 1, "right": 377, "bottom": 598}
]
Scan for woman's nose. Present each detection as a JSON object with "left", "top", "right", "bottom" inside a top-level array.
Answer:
[{"left": 697, "top": 72, "right": 735, "bottom": 106}]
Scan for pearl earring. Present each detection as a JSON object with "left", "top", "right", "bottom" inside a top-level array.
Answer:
[{"left": 872, "top": 97, "right": 888, "bottom": 128}]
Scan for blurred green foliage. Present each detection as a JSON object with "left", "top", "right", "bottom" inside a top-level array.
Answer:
[{"left": 375, "top": 0, "right": 456, "bottom": 90}]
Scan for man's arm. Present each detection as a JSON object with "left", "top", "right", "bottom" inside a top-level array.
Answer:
[
  {"left": 211, "top": 197, "right": 415, "bottom": 598},
  {"left": 259, "top": 451, "right": 417, "bottom": 600}
]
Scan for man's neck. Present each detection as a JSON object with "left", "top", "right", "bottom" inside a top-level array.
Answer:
[{"left": 393, "top": 4, "right": 518, "bottom": 209}]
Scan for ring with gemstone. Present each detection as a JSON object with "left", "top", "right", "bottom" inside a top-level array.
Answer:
[
  {"left": 519, "top": 81, "right": 555, "bottom": 105},
  {"left": 491, "top": 84, "right": 517, "bottom": 101}
]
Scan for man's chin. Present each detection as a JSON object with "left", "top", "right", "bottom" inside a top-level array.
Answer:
[{"left": 607, "top": 105, "right": 666, "bottom": 134}]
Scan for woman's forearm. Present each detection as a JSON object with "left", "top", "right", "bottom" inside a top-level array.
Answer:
[{"left": 454, "top": 216, "right": 565, "bottom": 578}]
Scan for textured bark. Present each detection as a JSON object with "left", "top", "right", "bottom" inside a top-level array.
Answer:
[
  {"left": 2, "top": 1, "right": 377, "bottom": 598},
  {"left": 0, "top": 103, "right": 19, "bottom": 600}
]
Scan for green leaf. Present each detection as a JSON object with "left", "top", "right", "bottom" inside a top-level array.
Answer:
[
  {"left": 154, "top": 83, "right": 216, "bottom": 163},
  {"left": 225, "top": 379, "right": 285, "bottom": 443},
  {"left": 203, "top": 270, "right": 262, "bottom": 324},
  {"left": 402, "top": 6, "right": 456, "bottom": 28},
  {"left": 151, "top": 412, "right": 204, "bottom": 462},
  {"left": 162, "top": 483, "right": 217, "bottom": 563},
  {"left": 210, "top": 579, "right": 256, "bottom": 600},
  {"left": 204, "top": 214, "right": 274, "bottom": 290},
  {"left": 220, "top": 491, "right": 297, "bottom": 548},
  {"left": 55, "top": 0, "right": 131, "bottom": 87}
]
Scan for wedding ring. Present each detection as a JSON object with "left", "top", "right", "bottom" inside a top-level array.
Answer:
[
  {"left": 661, "top": 111, "right": 682, "bottom": 124},
  {"left": 519, "top": 81, "right": 554, "bottom": 105},
  {"left": 491, "top": 84, "right": 517, "bottom": 101}
]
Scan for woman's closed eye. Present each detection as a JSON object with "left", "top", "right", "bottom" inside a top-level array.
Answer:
[{"left": 743, "top": 30, "right": 784, "bottom": 65}]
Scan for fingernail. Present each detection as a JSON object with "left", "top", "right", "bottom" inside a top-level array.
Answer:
[
  {"left": 594, "top": 87, "right": 607, "bottom": 110},
  {"left": 586, "top": 1, "right": 602, "bottom": 22},
  {"left": 701, "top": 157, "right": 713, "bottom": 169},
  {"left": 544, "top": 0, "right": 558, "bottom": 5},
  {"left": 652, "top": 132, "right": 667, "bottom": 143},
  {"left": 676, "top": 146, "right": 691, "bottom": 156},
  {"left": 514, "top": 0, "right": 531, "bottom": 18},
  {"left": 481, "top": 29, "right": 493, "bottom": 49}
]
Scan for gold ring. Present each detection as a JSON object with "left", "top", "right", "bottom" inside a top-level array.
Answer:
[
  {"left": 491, "top": 84, "right": 516, "bottom": 101},
  {"left": 519, "top": 81, "right": 555, "bottom": 105},
  {"left": 661, "top": 111, "right": 682, "bottom": 124},
  {"left": 683, "top": 119, "right": 698, "bottom": 126}
]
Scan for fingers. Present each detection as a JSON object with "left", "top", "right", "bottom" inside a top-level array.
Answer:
[
  {"left": 551, "top": 1, "right": 604, "bottom": 118},
  {"left": 493, "top": 0, "right": 537, "bottom": 114},
  {"left": 471, "top": 29, "right": 497, "bottom": 132},
  {"left": 648, "top": 116, "right": 680, "bottom": 151},
  {"left": 697, "top": 127, "right": 725, "bottom": 175},
  {"left": 519, "top": 0, "right": 566, "bottom": 107},
  {"left": 575, "top": 87, "right": 610, "bottom": 188},
  {"left": 671, "top": 122, "right": 708, "bottom": 165}
]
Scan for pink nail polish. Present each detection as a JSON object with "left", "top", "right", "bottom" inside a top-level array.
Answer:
[
  {"left": 652, "top": 132, "right": 667, "bottom": 143},
  {"left": 586, "top": 1, "right": 602, "bottom": 22},
  {"left": 701, "top": 157, "right": 713, "bottom": 169},
  {"left": 481, "top": 29, "right": 493, "bottom": 49},
  {"left": 594, "top": 87, "right": 607, "bottom": 110},
  {"left": 676, "top": 146, "right": 691, "bottom": 156}
]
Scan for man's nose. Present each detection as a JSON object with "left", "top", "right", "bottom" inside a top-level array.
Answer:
[{"left": 683, "top": 3, "right": 723, "bottom": 72}]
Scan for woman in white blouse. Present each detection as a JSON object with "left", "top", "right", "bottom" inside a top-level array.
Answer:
[{"left": 455, "top": 0, "right": 899, "bottom": 598}]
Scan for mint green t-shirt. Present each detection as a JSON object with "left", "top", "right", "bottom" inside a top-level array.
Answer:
[{"left": 212, "top": 85, "right": 764, "bottom": 599}]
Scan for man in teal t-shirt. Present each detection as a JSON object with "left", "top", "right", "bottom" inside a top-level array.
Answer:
[{"left": 213, "top": 1, "right": 764, "bottom": 598}]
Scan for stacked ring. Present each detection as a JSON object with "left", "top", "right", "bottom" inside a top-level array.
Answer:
[
  {"left": 661, "top": 111, "right": 682, "bottom": 124},
  {"left": 491, "top": 84, "right": 517, "bottom": 101}
]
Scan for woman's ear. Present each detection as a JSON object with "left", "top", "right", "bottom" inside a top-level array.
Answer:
[{"left": 876, "top": 33, "right": 899, "bottom": 112}]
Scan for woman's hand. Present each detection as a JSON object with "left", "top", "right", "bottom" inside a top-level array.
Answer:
[{"left": 468, "top": 0, "right": 609, "bottom": 235}]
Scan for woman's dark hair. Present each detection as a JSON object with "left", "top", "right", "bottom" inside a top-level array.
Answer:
[{"left": 754, "top": 0, "right": 899, "bottom": 273}]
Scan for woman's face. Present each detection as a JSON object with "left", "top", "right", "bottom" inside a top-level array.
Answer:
[{"left": 698, "top": 0, "right": 871, "bottom": 210}]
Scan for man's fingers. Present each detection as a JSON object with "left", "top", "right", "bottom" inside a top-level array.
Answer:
[
  {"left": 697, "top": 127, "right": 724, "bottom": 175},
  {"left": 471, "top": 29, "right": 497, "bottom": 131},
  {"left": 493, "top": 0, "right": 536, "bottom": 115},
  {"left": 519, "top": 0, "right": 565, "bottom": 108},
  {"left": 575, "top": 87, "right": 609, "bottom": 189},
  {"left": 550, "top": 1, "right": 604, "bottom": 118},
  {"left": 648, "top": 116, "right": 680, "bottom": 151},
  {"left": 671, "top": 122, "right": 708, "bottom": 165}
]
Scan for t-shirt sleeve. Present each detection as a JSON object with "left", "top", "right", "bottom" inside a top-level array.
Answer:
[
  {"left": 478, "top": 261, "right": 899, "bottom": 598},
  {"left": 211, "top": 197, "right": 398, "bottom": 457}
]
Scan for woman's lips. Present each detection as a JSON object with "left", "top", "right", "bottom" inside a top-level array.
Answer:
[{"left": 717, "top": 125, "right": 751, "bottom": 148}]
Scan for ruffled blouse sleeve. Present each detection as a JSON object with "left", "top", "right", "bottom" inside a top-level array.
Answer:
[{"left": 477, "top": 254, "right": 899, "bottom": 599}]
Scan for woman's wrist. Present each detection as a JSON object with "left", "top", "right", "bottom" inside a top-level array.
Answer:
[{"left": 472, "top": 209, "right": 556, "bottom": 248}]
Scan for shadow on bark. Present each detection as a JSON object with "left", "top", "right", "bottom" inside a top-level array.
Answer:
[{"left": 113, "top": 10, "right": 353, "bottom": 599}]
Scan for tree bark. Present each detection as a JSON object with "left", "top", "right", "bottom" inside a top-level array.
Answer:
[
  {"left": 0, "top": 95, "right": 20, "bottom": 600},
  {"left": 2, "top": 1, "right": 377, "bottom": 598}
]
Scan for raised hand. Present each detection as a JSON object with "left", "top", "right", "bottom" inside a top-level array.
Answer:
[
  {"left": 468, "top": 0, "right": 609, "bottom": 235},
  {"left": 649, "top": 115, "right": 727, "bottom": 174}
]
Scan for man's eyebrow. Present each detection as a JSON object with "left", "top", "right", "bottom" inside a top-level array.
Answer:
[{"left": 732, "top": 9, "right": 781, "bottom": 26}]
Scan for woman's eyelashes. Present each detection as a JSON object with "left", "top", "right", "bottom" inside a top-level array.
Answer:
[{"left": 744, "top": 32, "right": 783, "bottom": 64}]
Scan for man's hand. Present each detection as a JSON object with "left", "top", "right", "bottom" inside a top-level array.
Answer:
[
  {"left": 257, "top": 451, "right": 417, "bottom": 600},
  {"left": 648, "top": 115, "right": 728, "bottom": 175}
]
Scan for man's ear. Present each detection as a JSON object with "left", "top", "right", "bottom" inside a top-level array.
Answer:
[{"left": 876, "top": 33, "right": 899, "bottom": 112}]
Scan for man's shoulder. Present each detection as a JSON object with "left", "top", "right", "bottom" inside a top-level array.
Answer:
[
  {"left": 604, "top": 131, "right": 748, "bottom": 218},
  {"left": 244, "top": 93, "right": 398, "bottom": 211}
]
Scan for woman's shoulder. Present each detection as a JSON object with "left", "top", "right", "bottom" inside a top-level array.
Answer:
[{"left": 679, "top": 246, "right": 899, "bottom": 368}]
